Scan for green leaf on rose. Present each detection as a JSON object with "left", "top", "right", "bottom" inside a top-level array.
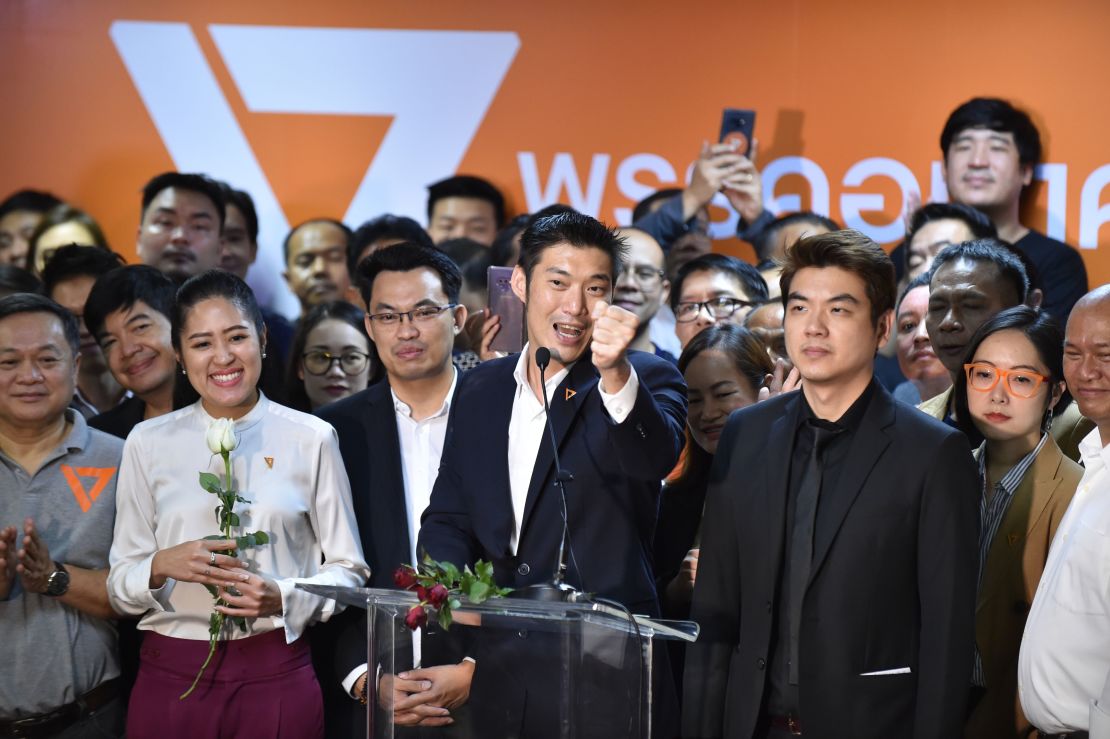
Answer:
[
  {"left": 199, "top": 472, "right": 223, "bottom": 494},
  {"left": 468, "top": 581, "right": 490, "bottom": 603},
  {"left": 438, "top": 607, "right": 453, "bottom": 630},
  {"left": 475, "top": 560, "right": 494, "bottom": 581}
]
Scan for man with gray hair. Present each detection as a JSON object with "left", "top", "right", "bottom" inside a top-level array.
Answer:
[{"left": 0, "top": 293, "right": 124, "bottom": 736}]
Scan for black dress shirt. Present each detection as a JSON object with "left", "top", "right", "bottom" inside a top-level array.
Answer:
[{"left": 767, "top": 381, "right": 875, "bottom": 716}]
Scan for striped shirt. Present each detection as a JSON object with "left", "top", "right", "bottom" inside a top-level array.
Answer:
[{"left": 971, "top": 433, "right": 1049, "bottom": 687}]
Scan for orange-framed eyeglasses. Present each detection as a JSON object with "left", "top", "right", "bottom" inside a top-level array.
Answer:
[{"left": 963, "top": 362, "right": 1048, "bottom": 399}]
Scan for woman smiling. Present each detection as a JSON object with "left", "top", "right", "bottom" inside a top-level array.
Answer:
[{"left": 107, "top": 270, "right": 368, "bottom": 738}]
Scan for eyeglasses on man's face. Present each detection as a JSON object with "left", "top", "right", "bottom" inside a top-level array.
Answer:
[
  {"left": 366, "top": 304, "right": 457, "bottom": 327},
  {"left": 618, "top": 265, "right": 666, "bottom": 287},
  {"left": 674, "top": 297, "right": 753, "bottom": 323},
  {"left": 302, "top": 350, "right": 371, "bottom": 376}
]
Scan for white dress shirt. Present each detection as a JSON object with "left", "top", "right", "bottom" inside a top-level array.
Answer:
[
  {"left": 1019, "top": 427, "right": 1110, "bottom": 733},
  {"left": 107, "top": 393, "right": 369, "bottom": 644},
  {"left": 506, "top": 344, "right": 639, "bottom": 554},
  {"left": 340, "top": 373, "right": 458, "bottom": 696},
  {"left": 649, "top": 304, "right": 682, "bottom": 359},
  {"left": 394, "top": 370, "right": 457, "bottom": 567}
]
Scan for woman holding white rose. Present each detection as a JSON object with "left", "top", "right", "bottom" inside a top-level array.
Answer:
[{"left": 107, "top": 270, "right": 369, "bottom": 737}]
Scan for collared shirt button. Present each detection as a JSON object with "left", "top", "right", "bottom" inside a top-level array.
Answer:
[{"left": 757, "top": 658, "right": 766, "bottom": 670}]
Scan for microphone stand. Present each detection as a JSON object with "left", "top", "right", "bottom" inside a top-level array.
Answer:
[{"left": 518, "top": 347, "right": 581, "bottom": 602}]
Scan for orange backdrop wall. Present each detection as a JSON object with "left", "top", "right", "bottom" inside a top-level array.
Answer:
[{"left": 2, "top": 0, "right": 1108, "bottom": 315}]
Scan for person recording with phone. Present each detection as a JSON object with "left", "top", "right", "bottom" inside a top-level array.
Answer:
[{"left": 418, "top": 209, "right": 687, "bottom": 737}]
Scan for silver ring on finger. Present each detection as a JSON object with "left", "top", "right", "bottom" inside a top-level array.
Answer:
[{"left": 209, "top": 551, "right": 217, "bottom": 566}]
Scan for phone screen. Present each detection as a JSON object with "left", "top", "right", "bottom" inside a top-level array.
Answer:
[{"left": 487, "top": 266, "right": 525, "bottom": 354}]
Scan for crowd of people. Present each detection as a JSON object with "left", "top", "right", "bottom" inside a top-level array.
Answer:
[{"left": 0, "top": 95, "right": 1108, "bottom": 739}]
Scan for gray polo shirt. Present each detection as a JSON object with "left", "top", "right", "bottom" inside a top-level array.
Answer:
[{"left": 0, "top": 410, "right": 123, "bottom": 718}]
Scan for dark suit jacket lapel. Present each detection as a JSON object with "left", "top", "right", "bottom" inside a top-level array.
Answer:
[
  {"left": 519, "top": 359, "right": 599, "bottom": 543},
  {"left": 365, "top": 381, "right": 412, "bottom": 564},
  {"left": 761, "top": 393, "right": 802, "bottom": 569},
  {"left": 808, "top": 385, "right": 894, "bottom": 586},
  {"left": 484, "top": 361, "right": 519, "bottom": 556}
]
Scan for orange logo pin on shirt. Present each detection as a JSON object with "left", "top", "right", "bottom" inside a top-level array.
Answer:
[
  {"left": 264, "top": 457, "right": 274, "bottom": 469},
  {"left": 565, "top": 388, "right": 576, "bottom": 401}
]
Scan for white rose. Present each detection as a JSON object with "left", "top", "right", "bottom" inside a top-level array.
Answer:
[{"left": 206, "top": 418, "right": 239, "bottom": 454}]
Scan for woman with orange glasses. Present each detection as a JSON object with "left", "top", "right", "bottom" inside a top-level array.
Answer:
[{"left": 954, "top": 305, "right": 1082, "bottom": 739}]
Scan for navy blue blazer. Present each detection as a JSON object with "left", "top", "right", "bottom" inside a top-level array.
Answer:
[{"left": 418, "top": 349, "right": 687, "bottom": 614}]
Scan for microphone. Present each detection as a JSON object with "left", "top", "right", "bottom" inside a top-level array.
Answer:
[{"left": 518, "top": 346, "right": 579, "bottom": 602}]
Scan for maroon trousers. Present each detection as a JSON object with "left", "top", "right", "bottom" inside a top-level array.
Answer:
[{"left": 127, "top": 629, "right": 323, "bottom": 739}]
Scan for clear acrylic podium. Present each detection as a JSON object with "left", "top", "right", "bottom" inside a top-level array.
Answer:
[{"left": 299, "top": 585, "right": 697, "bottom": 739}]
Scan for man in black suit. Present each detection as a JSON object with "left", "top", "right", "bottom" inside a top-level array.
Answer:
[
  {"left": 418, "top": 210, "right": 687, "bottom": 735},
  {"left": 683, "top": 230, "right": 980, "bottom": 739},
  {"left": 315, "top": 243, "right": 470, "bottom": 736}
]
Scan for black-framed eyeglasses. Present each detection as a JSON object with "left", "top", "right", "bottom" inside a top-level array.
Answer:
[
  {"left": 302, "top": 350, "right": 371, "bottom": 376},
  {"left": 366, "top": 304, "right": 458, "bottom": 327},
  {"left": 674, "top": 297, "right": 753, "bottom": 323}
]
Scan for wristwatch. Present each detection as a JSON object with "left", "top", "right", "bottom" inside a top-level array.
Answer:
[{"left": 44, "top": 562, "right": 70, "bottom": 597}]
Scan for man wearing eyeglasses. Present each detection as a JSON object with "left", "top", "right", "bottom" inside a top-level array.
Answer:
[
  {"left": 613, "top": 227, "right": 674, "bottom": 362},
  {"left": 670, "top": 253, "right": 769, "bottom": 350},
  {"left": 314, "top": 242, "right": 470, "bottom": 737}
]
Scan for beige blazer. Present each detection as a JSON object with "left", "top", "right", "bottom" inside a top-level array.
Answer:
[{"left": 964, "top": 437, "right": 1082, "bottom": 739}]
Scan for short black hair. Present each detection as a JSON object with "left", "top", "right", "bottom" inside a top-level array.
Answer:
[
  {"left": 41, "top": 245, "right": 125, "bottom": 298},
  {"left": 348, "top": 214, "right": 434, "bottom": 277},
  {"left": 357, "top": 242, "right": 462, "bottom": 308},
  {"left": 172, "top": 270, "right": 265, "bottom": 352},
  {"left": 490, "top": 214, "right": 530, "bottom": 267},
  {"left": 140, "top": 172, "right": 227, "bottom": 229},
  {"left": 780, "top": 230, "right": 896, "bottom": 326},
  {"left": 284, "top": 300, "right": 381, "bottom": 413},
  {"left": 940, "top": 97, "right": 1042, "bottom": 167},
  {"left": 28, "top": 204, "right": 112, "bottom": 270},
  {"left": 427, "top": 175, "right": 506, "bottom": 228},
  {"left": 631, "top": 188, "right": 682, "bottom": 224},
  {"left": 753, "top": 211, "right": 841, "bottom": 262},
  {"left": 928, "top": 238, "right": 1029, "bottom": 306},
  {"left": 223, "top": 186, "right": 259, "bottom": 244},
  {"left": 518, "top": 209, "right": 627, "bottom": 283},
  {"left": 954, "top": 305, "right": 1067, "bottom": 437},
  {"left": 282, "top": 218, "right": 352, "bottom": 265},
  {"left": 0, "top": 190, "right": 63, "bottom": 219},
  {"left": 904, "top": 202, "right": 997, "bottom": 277},
  {"left": 84, "top": 265, "right": 177, "bottom": 342},
  {"left": 0, "top": 265, "right": 42, "bottom": 298},
  {"left": 896, "top": 272, "right": 932, "bottom": 315},
  {"left": 670, "top": 253, "right": 769, "bottom": 310},
  {"left": 0, "top": 292, "right": 80, "bottom": 355}
]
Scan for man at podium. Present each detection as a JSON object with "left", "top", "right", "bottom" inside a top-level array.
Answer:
[{"left": 418, "top": 208, "right": 687, "bottom": 736}]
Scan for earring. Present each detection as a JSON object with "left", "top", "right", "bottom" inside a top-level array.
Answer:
[
  {"left": 181, "top": 368, "right": 187, "bottom": 375},
  {"left": 1043, "top": 408, "right": 1054, "bottom": 433},
  {"left": 262, "top": 352, "right": 267, "bottom": 359}
]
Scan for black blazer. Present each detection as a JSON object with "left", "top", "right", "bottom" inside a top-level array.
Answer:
[
  {"left": 683, "top": 383, "right": 980, "bottom": 739},
  {"left": 313, "top": 379, "right": 459, "bottom": 739},
  {"left": 418, "top": 349, "right": 687, "bottom": 615}
]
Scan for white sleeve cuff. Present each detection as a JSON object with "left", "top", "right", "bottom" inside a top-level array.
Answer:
[
  {"left": 598, "top": 366, "right": 639, "bottom": 424},
  {"left": 108, "top": 552, "right": 174, "bottom": 616},
  {"left": 342, "top": 664, "right": 369, "bottom": 699}
]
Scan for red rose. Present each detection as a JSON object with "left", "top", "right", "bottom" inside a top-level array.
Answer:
[
  {"left": 416, "top": 585, "right": 430, "bottom": 602},
  {"left": 427, "top": 584, "right": 449, "bottom": 607},
  {"left": 393, "top": 567, "right": 417, "bottom": 590},
  {"left": 404, "top": 605, "right": 428, "bottom": 631}
]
